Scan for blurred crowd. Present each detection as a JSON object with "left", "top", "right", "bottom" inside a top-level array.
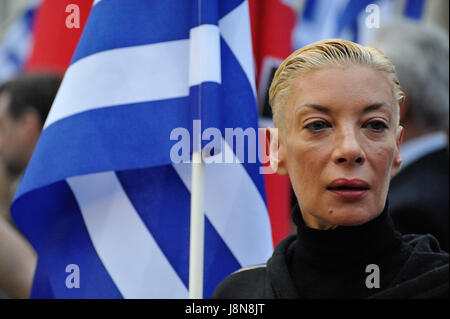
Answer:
[{"left": 0, "top": 0, "right": 448, "bottom": 299}]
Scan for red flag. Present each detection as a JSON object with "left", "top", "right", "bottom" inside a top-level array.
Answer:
[
  {"left": 25, "top": 0, "right": 93, "bottom": 74},
  {"left": 250, "top": 0, "right": 296, "bottom": 247}
]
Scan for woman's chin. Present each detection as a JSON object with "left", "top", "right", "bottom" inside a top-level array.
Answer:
[
  {"left": 322, "top": 195, "right": 383, "bottom": 226},
  {"left": 325, "top": 209, "right": 378, "bottom": 227}
]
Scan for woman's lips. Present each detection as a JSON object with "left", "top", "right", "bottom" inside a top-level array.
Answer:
[
  {"left": 327, "top": 178, "right": 370, "bottom": 200},
  {"left": 328, "top": 189, "right": 369, "bottom": 200}
]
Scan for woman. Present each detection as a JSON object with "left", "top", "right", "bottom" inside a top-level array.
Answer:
[{"left": 212, "top": 39, "right": 449, "bottom": 299}]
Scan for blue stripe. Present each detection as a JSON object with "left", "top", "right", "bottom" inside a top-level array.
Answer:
[
  {"left": 203, "top": 215, "right": 242, "bottom": 298},
  {"left": 30, "top": 259, "right": 55, "bottom": 298},
  {"left": 404, "top": 0, "right": 425, "bottom": 19},
  {"left": 336, "top": 0, "right": 373, "bottom": 36},
  {"left": 351, "top": 18, "right": 359, "bottom": 43},
  {"left": 190, "top": 83, "right": 221, "bottom": 130},
  {"left": 23, "top": 5, "right": 37, "bottom": 30},
  {"left": 116, "top": 165, "right": 241, "bottom": 298},
  {"left": 6, "top": 50, "right": 22, "bottom": 68},
  {"left": 302, "top": 0, "right": 317, "bottom": 20},
  {"left": 190, "top": 0, "right": 219, "bottom": 28},
  {"left": 12, "top": 181, "right": 123, "bottom": 298}
]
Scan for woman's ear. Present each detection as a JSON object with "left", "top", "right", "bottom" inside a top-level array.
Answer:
[
  {"left": 391, "top": 125, "right": 404, "bottom": 177},
  {"left": 266, "top": 127, "right": 288, "bottom": 176}
]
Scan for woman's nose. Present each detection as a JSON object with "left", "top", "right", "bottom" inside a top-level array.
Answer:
[{"left": 332, "top": 130, "right": 365, "bottom": 165}]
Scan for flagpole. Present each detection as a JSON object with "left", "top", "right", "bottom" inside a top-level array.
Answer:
[{"left": 189, "top": 150, "right": 205, "bottom": 299}]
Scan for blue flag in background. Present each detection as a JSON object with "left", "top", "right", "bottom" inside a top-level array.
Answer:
[
  {"left": 12, "top": 0, "right": 273, "bottom": 298},
  {"left": 293, "top": 0, "right": 427, "bottom": 47},
  {"left": 0, "top": 0, "right": 40, "bottom": 84}
]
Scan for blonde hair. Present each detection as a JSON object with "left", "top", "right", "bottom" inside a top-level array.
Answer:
[{"left": 269, "top": 39, "right": 404, "bottom": 131}]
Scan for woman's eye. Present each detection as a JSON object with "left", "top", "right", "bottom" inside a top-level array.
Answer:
[
  {"left": 365, "top": 120, "right": 388, "bottom": 132},
  {"left": 305, "top": 120, "right": 330, "bottom": 132}
]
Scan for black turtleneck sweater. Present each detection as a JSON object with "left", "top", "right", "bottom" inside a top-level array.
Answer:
[
  {"left": 212, "top": 201, "right": 449, "bottom": 299},
  {"left": 288, "top": 202, "right": 407, "bottom": 298}
]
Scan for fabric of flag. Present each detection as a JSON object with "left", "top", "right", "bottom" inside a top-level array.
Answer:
[
  {"left": 0, "top": 0, "right": 40, "bottom": 84},
  {"left": 249, "top": 0, "right": 296, "bottom": 247},
  {"left": 12, "top": 0, "right": 273, "bottom": 299},
  {"left": 293, "top": 0, "right": 428, "bottom": 48}
]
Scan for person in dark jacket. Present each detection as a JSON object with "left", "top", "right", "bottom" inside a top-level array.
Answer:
[
  {"left": 370, "top": 20, "right": 449, "bottom": 252},
  {"left": 212, "top": 39, "right": 449, "bottom": 299}
]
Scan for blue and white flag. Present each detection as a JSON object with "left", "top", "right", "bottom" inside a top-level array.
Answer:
[
  {"left": 0, "top": 0, "right": 40, "bottom": 84},
  {"left": 12, "top": 0, "right": 273, "bottom": 299},
  {"left": 293, "top": 0, "right": 427, "bottom": 47}
]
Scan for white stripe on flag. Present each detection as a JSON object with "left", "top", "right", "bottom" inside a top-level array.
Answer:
[
  {"left": 219, "top": 0, "right": 256, "bottom": 97},
  {"left": 189, "top": 24, "right": 221, "bottom": 87},
  {"left": 173, "top": 139, "right": 273, "bottom": 267},
  {"left": 44, "top": 39, "right": 190, "bottom": 129},
  {"left": 67, "top": 172, "right": 188, "bottom": 298}
]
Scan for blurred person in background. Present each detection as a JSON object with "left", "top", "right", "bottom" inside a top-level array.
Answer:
[
  {"left": 0, "top": 165, "right": 13, "bottom": 219},
  {"left": 370, "top": 20, "right": 449, "bottom": 252},
  {"left": 0, "top": 73, "right": 61, "bottom": 298}
]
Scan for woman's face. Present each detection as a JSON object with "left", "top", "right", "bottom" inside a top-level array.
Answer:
[{"left": 276, "top": 65, "right": 403, "bottom": 229}]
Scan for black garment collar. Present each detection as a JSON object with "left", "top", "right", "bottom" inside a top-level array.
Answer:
[
  {"left": 291, "top": 200, "right": 401, "bottom": 268},
  {"left": 265, "top": 201, "right": 448, "bottom": 298}
]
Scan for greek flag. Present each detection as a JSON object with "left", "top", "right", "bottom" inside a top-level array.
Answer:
[
  {"left": 12, "top": 0, "right": 273, "bottom": 298},
  {"left": 293, "top": 0, "right": 427, "bottom": 47},
  {"left": 0, "top": 0, "right": 40, "bottom": 84}
]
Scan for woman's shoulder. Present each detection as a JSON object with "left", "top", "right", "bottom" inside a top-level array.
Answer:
[
  {"left": 402, "top": 233, "right": 448, "bottom": 255},
  {"left": 212, "top": 235, "right": 298, "bottom": 299},
  {"left": 211, "top": 263, "right": 269, "bottom": 299},
  {"left": 376, "top": 233, "right": 449, "bottom": 298},
  {"left": 399, "top": 232, "right": 449, "bottom": 270}
]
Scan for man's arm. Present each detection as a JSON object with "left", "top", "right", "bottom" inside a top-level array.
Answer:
[{"left": 0, "top": 217, "right": 37, "bottom": 298}]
